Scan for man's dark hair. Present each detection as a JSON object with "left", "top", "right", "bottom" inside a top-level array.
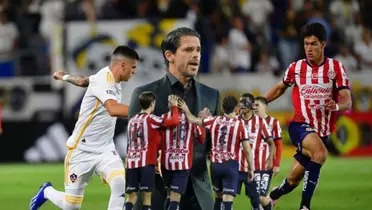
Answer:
[
  {"left": 301, "top": 22, "right": 327, "bottom": 42},
  {"left": 112, "top": 45, "right": 140, "bottom": 60},
  {"left": 139, "top": 91, "right": 156, "bottom": 109},
  {"left": 241, "top": 93, "right": 255, "bottom": 104},
  {"left": 254, "top": 96, "right": 268, "bottom": 105},
  {"left": 161, "top": 27, "right": 201, "bottom": 67},
  {"left": 222, "top": 95, "right": 238, "bottom": 114}
]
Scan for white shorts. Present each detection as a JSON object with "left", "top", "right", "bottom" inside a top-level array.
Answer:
[{"left": 64, "top": 148, "right": 124, "bottom": 190}]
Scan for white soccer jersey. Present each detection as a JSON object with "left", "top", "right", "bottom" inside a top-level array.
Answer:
[{"left": 66, "top": 66, "right": 122, "bottom": 153}]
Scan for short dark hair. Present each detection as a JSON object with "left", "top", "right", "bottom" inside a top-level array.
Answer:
[
  {"left": 254, "top": 96, "right": 268, "bottom": 105},
  {"left": 301, "top": 22, "right": 327, "bottom": 42},
  {"left": 112, "top": 45, "right": 140, "bottom": 60},
  {"left": 161, "top": 27, "right": 201, "bottom": 67},
  {"left": 139, "top": 91, "right": 156, "bottom": 109},
  {"left": 241, "top": 93, "right": 254, "bottom": 104},
  {"left": 222, "top": 95, "right": 238, "bottom": 114}
]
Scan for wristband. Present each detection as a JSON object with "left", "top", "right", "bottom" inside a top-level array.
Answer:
[
  {"left": 62, "top": 75, "right": 70, "bottom": 81},
  {"left": 335, "top": 104, "right": 339, "bottom": 111}
]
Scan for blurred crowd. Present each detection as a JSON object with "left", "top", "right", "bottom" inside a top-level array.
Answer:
[{"left": 1, "top": 0, "right": 372, "bottom": 76}]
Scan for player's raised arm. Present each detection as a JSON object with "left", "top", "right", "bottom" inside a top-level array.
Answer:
[
  {"left": 178, "top": 100, "right": 203, "bottom": 126},
  {"left": 53, "top": 70, "right": 89, "bottom": 87},
  {"left": 264, "top": 62, "right": 295, "bottom": 103},
  {"left": 150, "top": 95, "right": 181, "bottom": 128}
]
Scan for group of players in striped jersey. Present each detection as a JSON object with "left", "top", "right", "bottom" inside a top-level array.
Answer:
[
  {"left": 30, "top": 22, "right": 352, "bottom": 210},
  {"left": 125, "top": 90, "right": 282, "bottom": 210}
]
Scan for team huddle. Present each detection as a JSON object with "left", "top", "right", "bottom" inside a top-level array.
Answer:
[
  {"left": 29, "top": 23, "right": 351, "bottom": 210},
  {"left": 123, "top": 91, "right": 282, "bottom": 210}
]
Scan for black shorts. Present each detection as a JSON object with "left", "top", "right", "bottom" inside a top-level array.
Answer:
[
  {"left": 289, "top": 121, "right": 328, "bottom": 167},
  {"left": 162, "top": 169, "right": 190, "bottom": 195},
  {"left": 125, "top": 165, "right": 155, "bottom": 193},
  {"left": 254, "top": 170, "right": 273, "bottom": 196},
  {"left": 237, "top": 171, "right": 259, "bottom": 198},
  {"left": 210, "top": 160, "right": 239, "bottom": 196}
]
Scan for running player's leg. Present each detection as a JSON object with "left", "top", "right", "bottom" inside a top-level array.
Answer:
[
  {"left": 269, "top": 158, "right": 306, "bottom": 201},
  {"left": 63, "top": 149, "right": 96, "bottom": 210},
  {"left": 269, "top": 121, "right": 310, "bottom": 203},
  {"left": 139, "top": 165, "right": 155, "bottom": 210},
  {"left": 124, "top": 168, "right": 140, "bottom": 210},
  {"left": 167, "top": 170, "right": 189, "bottom": 210},
  {"left": 97, "top": 150, "right": 125, "bottom": 210},
  {"left": 299, "top": 133, "right": 328, "bottom": 209}
]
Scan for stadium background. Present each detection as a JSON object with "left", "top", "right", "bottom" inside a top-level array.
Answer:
[{"left": 0, "top": 0, "right": 371, "bottom": 209}]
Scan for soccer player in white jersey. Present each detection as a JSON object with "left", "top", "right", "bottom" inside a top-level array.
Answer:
[{"left": 29, "top": 46, "right": 139, "bottom": 210}]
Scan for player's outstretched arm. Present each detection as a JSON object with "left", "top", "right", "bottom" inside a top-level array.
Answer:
[
  {"left": 104, "top": 99, "right": 129, "bottom": 117},
  {"left": 264, "top": 81, "right": 288, "bottom": 103},
  {"left": 53, "top": 70, "right": 89, "bottom": 87},
  {"left": 178, "top": 100, "right": 203, "bottom": 126}
]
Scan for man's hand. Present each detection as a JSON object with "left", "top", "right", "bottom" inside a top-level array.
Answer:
[
  {"left": 273, "top": 166, "right": 280, "bottom": 177},
  {"left": 53, "top": 70, "right": 68, "bottom": 80},
  {"left": 168, "top": 95, "right": 179, "bottom": 107},
  {"left": 247, "top": 170, "right": 254, "bottom": 182},
  {"left": 198, "top": 107, "right": 211, "bottom": 118},
  {"left": 178, "top": 99, "right": 190, "bottom": 113},
  {"left": 266, "top": 158, "right": 273, "bottom": 171},
  {"left": 0, "top": 128, "right": 2, "bottom": 135},
  {"left": 325, "top": 99, "right": 338, "bottom": 111}
]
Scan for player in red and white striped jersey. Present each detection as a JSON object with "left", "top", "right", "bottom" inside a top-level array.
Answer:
[
  {"left": 125, "top": 92, "right": 181, "bottom": 210},
  {"left": 160, "top": 101, "right": 206, "bottom": 210},
  {"left": 254, "top": 96, "right": 283, "bottom": 196},
  {"left": 237, "top": 93, "right": 275, "bottom": 210},
  {"left": 178, "top": 96, "right": 254, "bottom": 210},
  {"left": 265, "top": 23, "right": 352, "bottom": 210}
]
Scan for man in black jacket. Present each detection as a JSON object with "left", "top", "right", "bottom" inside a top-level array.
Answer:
[{"left": 129, "top": 27, "right": 220, "bottom": 210}]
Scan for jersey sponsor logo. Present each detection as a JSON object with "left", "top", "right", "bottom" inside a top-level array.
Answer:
[
  {"left": 165, "top": 148, "right": 189, "bottom": 154},
  {"left": 169, "top": 154, "right": 186, "bottom": 162},
  {"left": 126, "top": 152, "right": 141, "bottom": 162},
  {"left": 106, "top": 89, "right": 115, "bottom": 95},
  {"left": 216, "top": 119, "right": 236, "bottom": 126},
  {"left": 300, "top": 84, "right": 332, "bottom": 100},
  {"left": 212, "top": 150, "right": 235, "bottom": 160}
]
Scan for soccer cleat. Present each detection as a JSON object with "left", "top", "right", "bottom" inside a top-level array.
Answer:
[
  {"left": 300, "top": 206, "right": 309, "bottom": 210},
  {"left": 29, "top": 182, "right": 52, "bottom": 210}
]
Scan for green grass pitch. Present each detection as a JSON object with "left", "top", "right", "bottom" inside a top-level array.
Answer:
[{"left": 0, "top": 157, "right": 370, "bottom": 210}]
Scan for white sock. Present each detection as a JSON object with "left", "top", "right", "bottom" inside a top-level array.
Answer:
[
  {"left": 107, "top": 176, "right": 125, "bottom": 210},
  {"left": 44, "top": 186, "right": 65, "bottom": 209}
]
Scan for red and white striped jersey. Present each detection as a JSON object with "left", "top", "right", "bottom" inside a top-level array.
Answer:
[
  {"left": 283, "top": 58, "right": 350, "bottom": 137},
  {"left": 263, "top": 116, "right": 282, "bottom": 167},
  {"left": 126, "top": 106, "right": 180, "bottom": 169},
  {"left": 161, "top": 111, "right": 205, "bottom": 171},
  {"left": 237, "top": 115, "right": 272, "bottom": 172},
  {"left": 203, "top": 116, "right": 248, "bottom": 164}
]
